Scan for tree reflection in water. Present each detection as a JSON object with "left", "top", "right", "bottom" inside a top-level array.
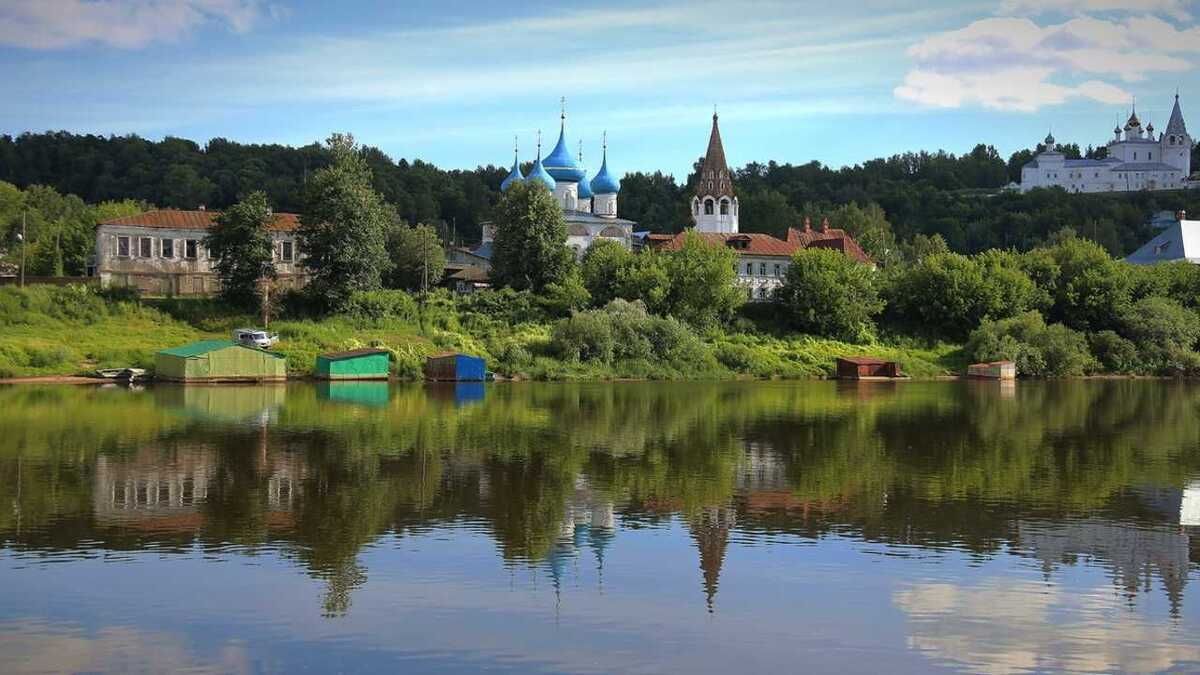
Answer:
[{"left": 1, "top": 380, "right": 1199, "bottom": 622}]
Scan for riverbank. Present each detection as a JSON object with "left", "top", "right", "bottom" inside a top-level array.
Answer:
[{"left": 0, "top": 285, "right": 964, "bottom": 381}]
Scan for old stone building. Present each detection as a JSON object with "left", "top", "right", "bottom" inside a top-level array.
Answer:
[{"left": 94, "top": 209, "right": 306, "bottom": 295}]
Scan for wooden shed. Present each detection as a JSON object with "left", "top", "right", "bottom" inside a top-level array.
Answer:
[
  {"left": 835, "top": 356, "right": 902, "bottom": 380},
  {"left": 967, "top": 361, "right": 1016, "bottom": 380},
  {"left": 424, "top": 352, "right": 487, "bottom": 382},
  {"left": 156, "top": 340, "right": 287, "bottom": 382},
  {"left": 315, "top": 348, "right": 391, "bottom": 380}
]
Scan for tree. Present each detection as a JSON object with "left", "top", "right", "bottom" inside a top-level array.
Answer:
[
  {"left": 740, "top": 188, "right": 799, "bottom": 239},
  {"left": 205, "top": 191, "right": 277, "bottom": 309},
  {"left": 489, "top": 180, "right": 573, "bottom": 292},
  {"left": 660, "top": 231, "right": 742, "bottom": 327},
  {"left": 298, "top": 134, "right": 392, "bottom": 312},
  {"left": 884, "top": 252, "right": 1035, "bottom": 339},
  {"left": 386, "top": 222, "right": 446, "bottom": 291},
  {"left": 580, "top": 238, "right": 632, "bottom": 306},
  {"left": 1117, "top": 296, "right": 1200, "bottom": 374},
  {"left": 776, "top": 248, "right": 882, "bottom": 341},
  {"left": 1043, "top": 237, "right": 1132, "bottom": 331}
]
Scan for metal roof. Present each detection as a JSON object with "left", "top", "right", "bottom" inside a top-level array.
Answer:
[
  {"left": 1126, "top": 219, "right": 1200, "bottom": 265},
  {"left": 158, "top": 340, "right": 239, "bottom": 357},
  {"left": 100, "top": 209, "right": 301, "bottom": 231},
  {"left": 319, "top": 348, "right": 391, "bottom": 360},
  {"left": 1112, "top": 162, "right": 1180, "bottom": 172}
]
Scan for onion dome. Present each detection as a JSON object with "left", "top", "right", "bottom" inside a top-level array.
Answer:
[
  {"left": 576, "top": 142, "right": 593, "bottom": 199},
  {"left": 1147, "top": 122, "right": 1155, "bottom": 135},
  {"left": 590, "top": 134, "right": 620, "bottom": 195},
  {"left": 500, "top": 138, "right": 524, "bottom": 192},
  {"left": 1125, "top": 105, "right": 1141, "bottom": 130},
  {"left": 526, "top": 131, "right": 556, "bottom": 192},
  {"left": 1114, "top": 125, "right": 1122, "bottom": 135},
  {"left": 1044, "top": 132, "right": 1055, "bottom": 145},
  {"left": 543, "top": 111, "right": 587, "bottom": 183}
]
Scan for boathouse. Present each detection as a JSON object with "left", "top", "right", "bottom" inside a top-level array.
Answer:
[
  {"left": 156, "top": 340, "right": 287, "bottom": 382},
  {"left": 835, "top": 357, "right": 902, "bottom": 380},
  {"left": 424, "top": 352, "right": 487, "bottom": 382},
  {"left": 315, "top": 348, "right": 391, "bottom": 381}
]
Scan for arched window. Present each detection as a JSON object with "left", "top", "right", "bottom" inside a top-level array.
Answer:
[
  {"left": 704, "top": 198, "right": 714, "bottom": 215},
  {"left": 693, "top": 200, "right": 699, "bottom": 215},
  {"left": 719, "top": 198, "right": 729, "bottom": 215}
]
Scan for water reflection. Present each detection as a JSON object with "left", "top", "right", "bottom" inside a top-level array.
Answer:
[{"left": 2, "top": 381, "right": 1200, "bottom": 672}]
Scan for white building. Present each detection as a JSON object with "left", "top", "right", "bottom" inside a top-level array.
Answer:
[
  {"left": 1020, "top": 95, "right": 1193, "bottom": 193},
  {"left": 691, "top": 112, "right": 740, "bottom": 233},
  {"left": 94, "top": 209, "right": 305, "bottom": 295},
  {"left": 1126, "top": 211, "right": 1200, "bottom": 264},
  {"left": 489, "top": 107, "right": 636, "bottom": 259}
]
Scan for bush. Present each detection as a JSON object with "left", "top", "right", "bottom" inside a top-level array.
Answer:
[
  {"left": 966, "top": 311, "right": 1095, "bottom": 377},
  {"left": 775, "top": 248, "right": 882, "bottom": 342},
  {"left": 1117, "top": 296, "right": 1200, "bottom": 375},
  {"left": 1089, "top": 330, "right": 1139, "bottom": 374},
  {"left": 340, "top": 290, "right": 419, "bottom": 323},
  {"left": 549, "top": 300, "right": 716, "bottom": 375},
  {"left": 1043, "top": 237, "right": 1132, "bottom": 331}
]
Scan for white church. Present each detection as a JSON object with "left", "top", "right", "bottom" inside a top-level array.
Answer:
[
  {"left": 483, "top": 104, "right": 636, "bottom": 258},
  {"left": 1020, "top": 94, "right": 1194, "bottom": 193}
]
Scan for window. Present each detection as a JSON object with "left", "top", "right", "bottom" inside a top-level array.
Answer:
[
  {"left": 693, "top": 201, "right": 699, "bottom": 215},
  {"left": 185, "top": 239, "right": 198, "bottom": 259},
  {"left": 117, "top": 236, "right": 130, "bottom": 257},
  {"left": 758, "top": 287, "right": 768, "bottom": 299},
  {"left": 160, "top": 238, "right": 174, "bottom": 258},
  {"left": 745, "top": 262, "right": 753, "bottom": 275},
  {"left": 759, "top": 262, "right": 767, "bottom": 276},
  {"left": 280, "top": 241, "right": 294, "bottom": 262},
  {"left": 1134, "top": 152, "right": 1138, "bottom": 160},
  {"left": 774, "top": 263, "right": 781, "bottom": 276},
  {"left": 720, "top": 199, "right": 729, "bottom": 215},
  {"left": 139, "top": 237, "right": 152, "bottom": 258},
  {"left": 704, "top": 199, "right": 714, "bottom": 215},
  {"left": 1148, "top": 152, "right": 1152, "bottom": 160}
]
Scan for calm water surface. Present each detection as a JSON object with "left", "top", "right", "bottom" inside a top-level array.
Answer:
[{"left": 2, "top": 380, "right": 1200, "bottom": 674}]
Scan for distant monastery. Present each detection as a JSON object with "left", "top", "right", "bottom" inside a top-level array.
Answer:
[{"left": 1020, "top": 94, "right": 1194, "bottom": 193}]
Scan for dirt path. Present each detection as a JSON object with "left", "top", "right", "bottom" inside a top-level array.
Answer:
[{"left": 0, "top": 375, "right": 106, "bottom": 385}]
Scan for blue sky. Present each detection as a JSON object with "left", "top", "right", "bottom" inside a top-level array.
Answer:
[{"left": 2, "top": 0, "right": 1199, "bottom": 178}]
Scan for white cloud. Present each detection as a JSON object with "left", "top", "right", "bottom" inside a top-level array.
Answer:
[
  {"left": 0, "top": 0, "right": 279, "bottom": 49},
  {"left": 1000, "top": 0, "right": 1193, "bottom": 21},
  {"left": 895, "top": 579, "right": 1200, "bottom": 674},
  {"left": 895, "top": 12, "right": 1199, "bottom": 111}
]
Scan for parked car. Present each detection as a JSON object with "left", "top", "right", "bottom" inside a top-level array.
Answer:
[{"left": 233, "top": 328, "right": 279, "bottom": 349}]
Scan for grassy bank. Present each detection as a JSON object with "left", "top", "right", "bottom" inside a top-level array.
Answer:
[{"left": 0, "top": 285, "right": 963, "bottom": 380}]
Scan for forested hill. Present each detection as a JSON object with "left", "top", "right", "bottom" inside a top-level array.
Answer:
[{"left": 3, "top": 131, "right": 1200, "bottom": 257}]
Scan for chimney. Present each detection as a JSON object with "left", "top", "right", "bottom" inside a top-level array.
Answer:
[
  {"left": 198, "top": 204, "right": 206, "bottom": 211},
  {"left": 821, "top": 217, "right": 830, "bottom": 233},
  {"left": 803, "top": 216, "right": 812, "bottom": 233}
]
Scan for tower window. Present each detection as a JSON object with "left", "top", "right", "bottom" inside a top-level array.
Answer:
[
  {"left": 720, "top": 198, "right": 729, "bottom": 215},
  {"left": 704, "top": 198, "right": 714, "bottom": 215}
]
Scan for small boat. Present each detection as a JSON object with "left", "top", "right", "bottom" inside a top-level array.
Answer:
[{"left": 95, "top": 367, "right": 147, "bottom": 382}]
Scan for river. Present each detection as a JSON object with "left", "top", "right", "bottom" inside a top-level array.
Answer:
[{"left": 1, "top": 380, "right": 1199, "bottom": 673}]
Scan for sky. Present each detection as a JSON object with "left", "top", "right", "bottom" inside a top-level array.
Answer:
[{"left": 1, "top": 0, "right": 1199, "bottom": 178}]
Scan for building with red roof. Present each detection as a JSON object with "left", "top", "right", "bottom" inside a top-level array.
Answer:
[{"left": 94, "top": 208, "right": 306, "bottom": 296}]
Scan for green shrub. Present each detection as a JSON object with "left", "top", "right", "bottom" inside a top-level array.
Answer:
[
  {"left": 966, "top": 311, "right": 1095, "bottom": 377},
  {"left": 341, "top": 290, "right": 419, "bottom": 323},
  {"left": 1089, "top": 330, "right": 1139, "bottom": 374},
  {"left": 1117, "top": 296, "right": 1200, "bottom": 375}
]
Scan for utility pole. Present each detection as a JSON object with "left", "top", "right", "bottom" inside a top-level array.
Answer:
[{"left": 19, "top": 210, "right": 26, "bottom": 288}]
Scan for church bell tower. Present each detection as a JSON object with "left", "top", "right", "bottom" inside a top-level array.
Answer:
[{"left": 691, "top": 112, "right": 738, "bottom": 233}]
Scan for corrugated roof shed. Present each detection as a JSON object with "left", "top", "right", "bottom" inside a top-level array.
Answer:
[
  {"left": 158, "top": 340, "right": 241, "bottom": 357},
  {"left": 320, "top": 348, "right": 390, "bottom": 360}
]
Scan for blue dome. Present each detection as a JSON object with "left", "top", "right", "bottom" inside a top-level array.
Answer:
[
  {"left": 543, "top": 124, "right": 586, "bottom": 183},
  {"left": 526, "top": 154, "right": 556, "bottom": 192},
  {"left": 590, "top": 149, "right": 619, "bottom": 195},
  {"left": 577, "top": 165, "right": 594, "bottom": 199},
  {"left": 500, "top": 154, "right": 524, "bottom": 192}
]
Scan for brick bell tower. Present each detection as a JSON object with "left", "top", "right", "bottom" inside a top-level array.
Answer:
[{"left": 691, "top": 111, "right": 738, "bottom": 233}]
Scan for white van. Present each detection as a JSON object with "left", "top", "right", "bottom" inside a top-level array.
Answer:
[{"left": 233, "top": 328, "right": 279, "bottom": 349}]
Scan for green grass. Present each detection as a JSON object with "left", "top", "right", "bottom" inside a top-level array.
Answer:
[{"left": 0, "top": 285, "right": 965, "bottom": 380}]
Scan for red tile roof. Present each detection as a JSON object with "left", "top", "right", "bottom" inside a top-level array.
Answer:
[
  {"left": 658, "top": 224, "right": 873, "bottom": 264},
  {"left": 99, "top": 209, "right": 301, "bottom": 232}
]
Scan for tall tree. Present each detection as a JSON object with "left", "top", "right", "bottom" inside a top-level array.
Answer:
[
  {"left": 205, "top": 191, "right": 277, "bottom": 310},
  {"left": 298, "top": 134, "right": 392, "bottom": 311},
  {"left": 386, "top": 221, "right": 446, "bottom": 291},
  {"left": 489, "top": 180, "right": 573, "bottom": 292},
  {"left": 661, "top": 231, "right": 743, "bottom": 327}
]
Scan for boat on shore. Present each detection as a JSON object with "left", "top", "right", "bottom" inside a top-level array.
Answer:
[{"left": 95, "top": 367, "right": 147, "bottom": 382}]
